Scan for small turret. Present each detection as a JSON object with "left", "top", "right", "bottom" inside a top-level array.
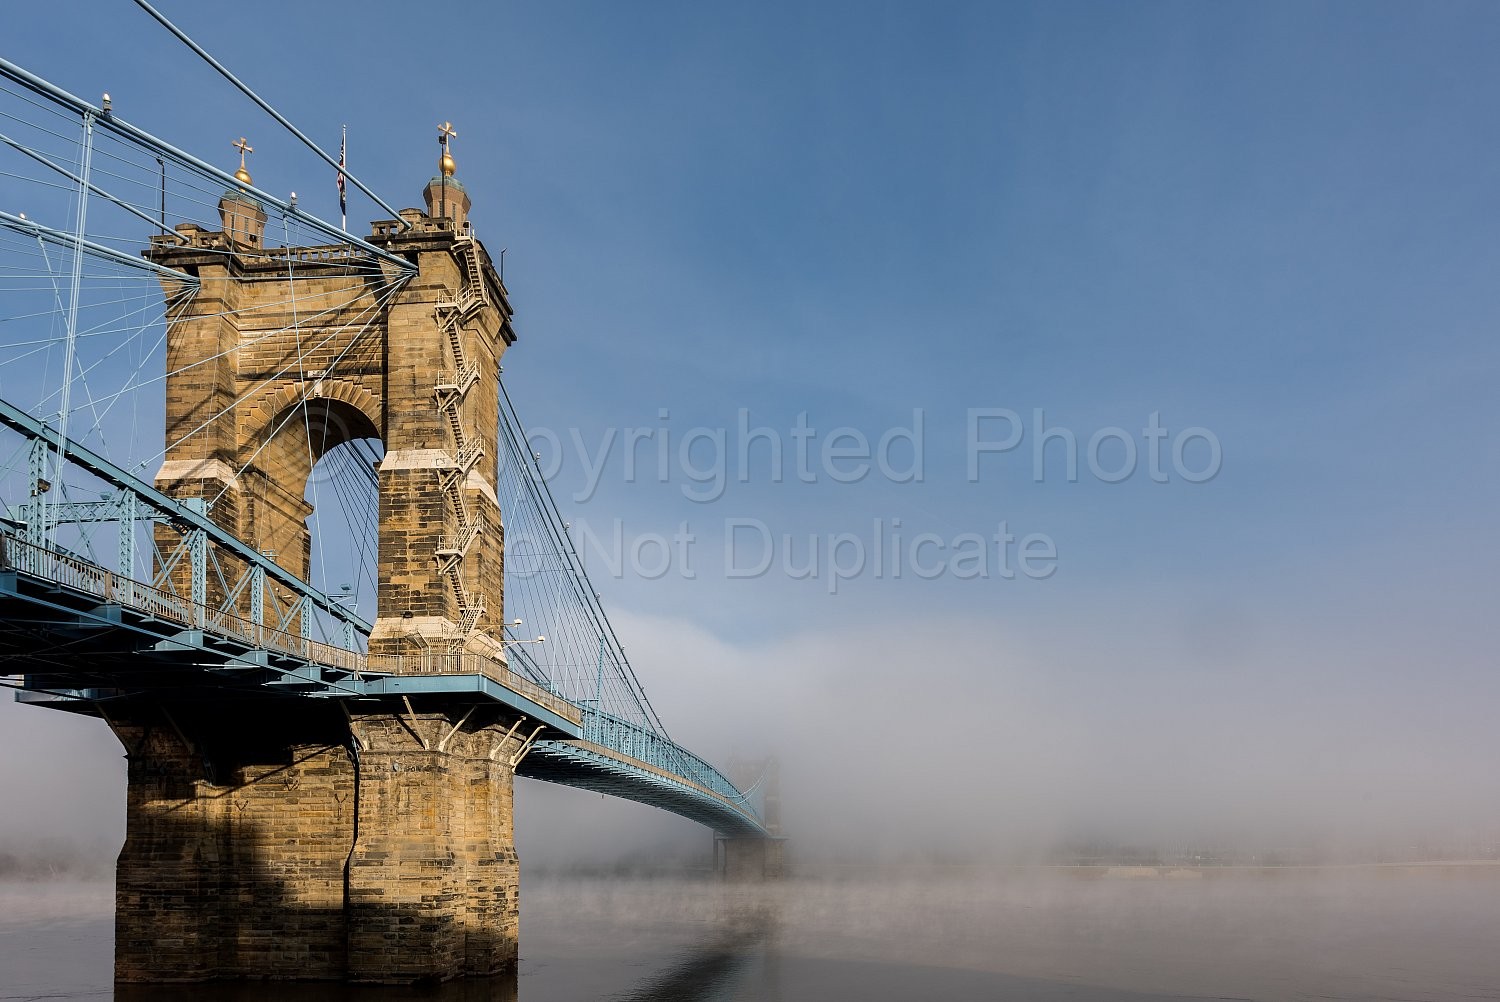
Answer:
[
  {"left": 218, "top": 136, "right": 265, "bottom": 247},
  {"left": 423, "top": 121, "right": 471, "bottom": 229}
]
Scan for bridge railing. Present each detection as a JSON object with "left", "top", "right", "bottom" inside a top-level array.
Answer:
[
  {"left": 363, "top": 652, "right": 578, "bottom": 723},
  {"left": 0, "top": 531, "right": 347, "bottom": 664},
  {"left": 0, "top": 531, "right": 193, "bottom": 626},
  {"left": 0, "top": 530, "right": 758, "bottom": 824},
  {"left": 0, "top": 532, "right": 576, "bottom": 721},
  {"left": 580, "top": 706, "right": 758, "bottom": 817}
]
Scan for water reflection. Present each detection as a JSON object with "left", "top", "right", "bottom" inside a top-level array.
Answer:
[
  {"left": 110, "top": 892, "right": 779, "bottom": 1002},
  {"left": 616, "top": 899, "right": 777, "bottom": 1002},
  {"left": 116, "top": 976, "right": 519, "bottom": 1002},
  {"left": 13, "top": 868, "right": 1500, "bottom": 1001}
]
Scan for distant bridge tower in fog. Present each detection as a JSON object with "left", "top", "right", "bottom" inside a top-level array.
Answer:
[
  {"left": 0, "top": 47, "right": 781, "bottom": 986},
  {"left": 718, "top": 757, "right": 786, "bottom": 878}
]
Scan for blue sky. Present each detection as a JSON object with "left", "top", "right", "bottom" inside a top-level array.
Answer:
[{"left": 2, "top": 1, "right": 1498, "bottom": 858}]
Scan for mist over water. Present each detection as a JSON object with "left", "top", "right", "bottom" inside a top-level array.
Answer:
[
  {"left": 5, "top": 867, "right": 1500, "bottom": 1001},
  {"left": 513, "top": 612, "right": 1500, "bottom": 869}
]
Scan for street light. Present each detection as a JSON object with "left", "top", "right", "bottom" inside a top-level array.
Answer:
[
  {"left": 476, "top": 620, "right": 545, "bottom": 647},
  {"left": 498, "top": 618, "right": 544, "bottom": 645},
  {"left": 502, "top": 634, "right": 546, "bottom": 647}
]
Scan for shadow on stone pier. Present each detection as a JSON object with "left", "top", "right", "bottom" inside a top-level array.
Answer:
[{"left": 112, "top": 701, "right": 523, "bottom": 985}]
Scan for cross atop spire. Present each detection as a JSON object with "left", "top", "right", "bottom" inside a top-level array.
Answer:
[{"left": 232, "top": 136, "right": 253, "bottom": 185}]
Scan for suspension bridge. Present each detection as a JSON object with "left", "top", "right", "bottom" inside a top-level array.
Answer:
[{"left": 0, "top": 13, "right": 779, "bottom": 986}]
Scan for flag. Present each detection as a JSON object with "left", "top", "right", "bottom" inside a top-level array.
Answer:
[{"left": 336, "top": 125, "right": 347, "bottom": 227}]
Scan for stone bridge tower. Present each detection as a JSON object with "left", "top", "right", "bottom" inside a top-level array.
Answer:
[
  {"left": 114, "top": 133, "right": 535, "bottom": 985},
  {"left": 148, "top": 129, "right": 514, "bottom": 659}
]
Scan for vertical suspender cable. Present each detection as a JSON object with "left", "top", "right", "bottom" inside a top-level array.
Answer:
[{"left": 52, "top": 111, "right": 95, "bottom": 543}]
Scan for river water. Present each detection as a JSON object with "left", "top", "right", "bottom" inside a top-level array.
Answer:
[{"left": 3, "top": 866, "right": 1498, "bottom": 1001}]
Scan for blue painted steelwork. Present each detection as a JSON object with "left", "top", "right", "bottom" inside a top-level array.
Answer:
[
  {"left": 0, "top": 55, "right": 417, "bottom": 272},
  {"left": 0, "top": 397, "right": 371, "bottom": 636},
  {"left": 574, "top": 707, "right": 757, "bottom": 811},
  {"left": 0, "top": 416, "right": 768, "bottom": 837},
  {"left": 358, "top": 674, "right": 579, "bottom": 736},
  {"left": 522, "top": 741, "right": 766, "bottom": 838},
  {"left": 0, "top": 209, "right": 201, "bottom": 285}
]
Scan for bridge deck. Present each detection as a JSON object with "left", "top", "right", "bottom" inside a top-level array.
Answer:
[{"left": 0, "top": 533, "right": 766, "bottom": 837}]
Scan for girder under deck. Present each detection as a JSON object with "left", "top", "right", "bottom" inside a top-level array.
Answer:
[{"left": 0, "top": 541, "right": 767, "bottom": 838}]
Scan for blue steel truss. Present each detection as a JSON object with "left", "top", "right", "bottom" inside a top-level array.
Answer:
[
  {"left": 0, "top": 397, "right": 371, "bottom": 638},
  {"left": 0, "top": 405, "right": 767, "bottom": 837}
]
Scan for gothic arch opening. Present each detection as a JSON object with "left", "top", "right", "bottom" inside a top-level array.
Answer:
[
  {"left": 241, "top": 395, "right": 381, "bottom": 590},
  {"left": 304, "top": 433, "right": 384, "bottom": 630}
]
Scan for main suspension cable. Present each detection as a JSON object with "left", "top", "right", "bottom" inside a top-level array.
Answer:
[{"left": 129, "top": 0, "right": 409, "bottom": 231}]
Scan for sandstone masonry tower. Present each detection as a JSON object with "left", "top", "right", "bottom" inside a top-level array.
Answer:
[{"left": 111, "top": 129, "right": 534, "bottom": 984}]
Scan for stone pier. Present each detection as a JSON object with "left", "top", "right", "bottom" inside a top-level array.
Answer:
[
  {"left": 718, "top": 836, "right": 787, "bottom": 882},
  {"left": 112, "top": 701, "right": 526, "bottom": 983},
  {"left": 715, "top": 758, "right": 786, "bottom": 881}
]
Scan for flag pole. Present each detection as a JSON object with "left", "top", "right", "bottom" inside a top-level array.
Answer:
[{"left": 339, "top": 124, "right": 347, "bottom": 231}]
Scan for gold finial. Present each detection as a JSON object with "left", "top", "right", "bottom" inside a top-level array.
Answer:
[
  {"left": 437, "top": 121, "right": 457, "bottom": 177},
  {"left": 232, "top": 136, "right": 254, "bottom": 185}
]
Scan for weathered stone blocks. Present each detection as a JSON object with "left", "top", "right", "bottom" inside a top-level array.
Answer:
[{"left": 113, "top": 704, "right": 527, "bottom": 984}]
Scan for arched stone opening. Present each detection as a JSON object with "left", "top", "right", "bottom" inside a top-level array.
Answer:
[
  {"left": 241, "top": 394, "right": 381, "bottom": 583},
  {"left": 303, "top": 433, "right": 385, "bottom": 626}
]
